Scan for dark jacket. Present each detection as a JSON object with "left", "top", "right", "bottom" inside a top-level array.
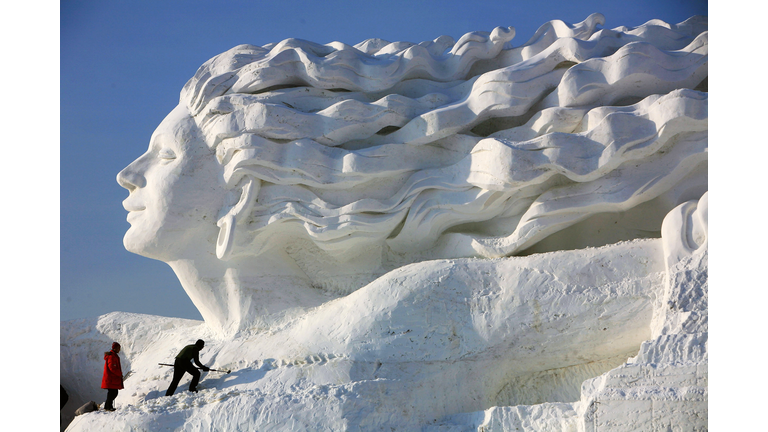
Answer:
[
  {"left": 101, "top": 350, "right": 124, "bottom": 389},
  {"left": 176, "top": 344, "right": 205, "bottom": 368}
]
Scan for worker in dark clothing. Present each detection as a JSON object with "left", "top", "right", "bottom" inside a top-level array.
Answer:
[{"left": 165, "top": 339, "right": 210, "bottom": 396}]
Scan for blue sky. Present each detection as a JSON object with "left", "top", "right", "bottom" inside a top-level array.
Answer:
[{"left": 60, "top": 0, "right": 709, "bottom": 322}]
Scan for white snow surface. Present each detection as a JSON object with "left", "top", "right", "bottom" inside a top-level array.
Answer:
[
  {"left": 61, "top": 194, "right": 708, "bottom": 431},
  {"left": 61, "top": 14, "right": 708, "bottom": 430}
]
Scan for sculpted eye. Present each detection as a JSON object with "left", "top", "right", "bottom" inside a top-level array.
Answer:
[{"left": 158, "top": 149, "right": 177, "bottom": 162}]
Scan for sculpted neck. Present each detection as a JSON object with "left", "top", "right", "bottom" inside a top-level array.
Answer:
[{"left": 166, "top": 249, "right": 326, "bottom": 335}]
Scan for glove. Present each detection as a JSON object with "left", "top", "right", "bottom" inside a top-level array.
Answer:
[{"left": 202, "top": 366, "right": 210, "bottom": 372}]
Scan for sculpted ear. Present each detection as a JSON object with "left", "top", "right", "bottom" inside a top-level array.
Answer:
[{"left": 216, "top": 177, "right": 260, "bottom": 260}]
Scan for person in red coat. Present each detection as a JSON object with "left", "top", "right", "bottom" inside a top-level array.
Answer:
[{"left": 101, "top": 342, "right": 124, "bottom": 411}]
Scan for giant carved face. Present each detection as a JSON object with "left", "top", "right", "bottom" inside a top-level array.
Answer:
[
  {"left": 117, "top": 19, "right": 707, "bottom": 276},
  {"left": 117, "top": 105, "right": 228, "bottom": 261}
]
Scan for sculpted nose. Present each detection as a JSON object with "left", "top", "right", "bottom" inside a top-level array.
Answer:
[{"left": 117, "top": 164, "right": 146, "bottom": 191}]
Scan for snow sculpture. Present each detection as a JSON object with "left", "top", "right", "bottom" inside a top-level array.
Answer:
[
  {"left": 116, "top": 12, "right": 707, "bottom": 334},
  {"left": 61, "top": 14, "right": 707, "bottom": 431}
]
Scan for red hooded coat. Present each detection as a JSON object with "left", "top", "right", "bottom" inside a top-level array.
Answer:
[{"left": 101, "top": 350, "right": 124, "bottom": 390}]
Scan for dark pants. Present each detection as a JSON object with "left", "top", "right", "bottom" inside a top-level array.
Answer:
[
  {"left": 104, "top": 388, "right": 119, "bottom": 410},
  {"left": 165, "top": 358, "right": 201, "bottom": 396}
]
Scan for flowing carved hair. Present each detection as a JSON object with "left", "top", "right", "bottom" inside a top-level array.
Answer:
[{"left": 177, "top": 13, "right": 708, "bottom": 274}]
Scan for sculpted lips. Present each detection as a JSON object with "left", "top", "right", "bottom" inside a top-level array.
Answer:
[
  {"left": 123, "top": 200, "right": 146, "bottom": 212},
  {"left": 124, "top": 203, "right": 145, "bottom": 224}
]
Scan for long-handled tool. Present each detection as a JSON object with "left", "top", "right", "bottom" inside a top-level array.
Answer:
[{"left": 159, "top": 363, "right": 231, "bottom": 374}]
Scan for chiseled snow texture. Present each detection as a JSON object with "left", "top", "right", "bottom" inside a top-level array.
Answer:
[
  {"left": 63, "top": 238, "right": 666, "bottom": 431},
  {"left": 61, "top": 189, "right": 707, "bottom": 432},
  {"left": 431, "top": 193, "right": 707, "bottom": 431},
  {"left": 175, "top": 11, "right": 707, "bottom": 271},
  {"left": 113, "top": 11, "right": 707, "bottom": 334},
  {"left": 61, "top": 13, "right": 708, "bottom": 431}
]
